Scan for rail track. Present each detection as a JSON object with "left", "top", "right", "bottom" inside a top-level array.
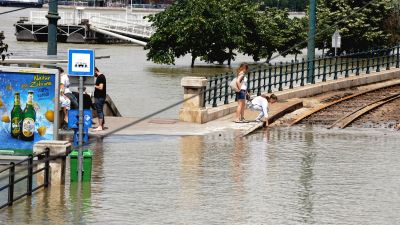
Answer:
[{"left": 291, "top": 84, "right": 400, "bottom": 129}]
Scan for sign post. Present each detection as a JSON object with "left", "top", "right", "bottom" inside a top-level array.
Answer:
[
  {"left": 332, "top": 30, "right": 341, "bottom": 57},
  {"left": 68, "top": 49, "right": 94, "bottom": 182}
]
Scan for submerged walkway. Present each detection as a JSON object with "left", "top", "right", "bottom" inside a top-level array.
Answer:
[
  {"left": 60, "top": 68, "right": 400, "bottom": 138},
  {"left": 77, "top": 98, "right": 302, "bottom": 137}
]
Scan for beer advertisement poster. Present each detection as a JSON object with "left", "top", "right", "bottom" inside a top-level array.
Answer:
[{"left": 0, "top": 71, "right": 56, "bottom": 155}]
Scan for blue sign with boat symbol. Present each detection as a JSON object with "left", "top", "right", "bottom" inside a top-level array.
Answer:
[{"left": 68, "top": 49, "right": 95, "bottom": 76}]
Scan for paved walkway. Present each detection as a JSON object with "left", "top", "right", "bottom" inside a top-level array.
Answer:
[
  {"left": 62, "top": 98, "right": 302, "bottom": 137},
  {"left": 61, "top": 69, "right": 400, "bottom": 138}
]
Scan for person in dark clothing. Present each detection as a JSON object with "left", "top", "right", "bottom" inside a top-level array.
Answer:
[
  {"left": 93, "top": 67, "right": 106, "bottom": 131},
  {"left": 83, "top": 87, "right": 94, "bottom": 110},
  {"left": 72, "top": 87, "right": 95, "bottom": 110}
]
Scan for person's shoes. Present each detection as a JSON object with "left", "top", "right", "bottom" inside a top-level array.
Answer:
[
  {"left": 93, "top": 126, "right": 103, "bottom": 131},
  {"left": 241, "top": 119, "right": 249, "bottom": 123},
  {"left": 234, "top": 120, "right": 243, "bottom": 123}
]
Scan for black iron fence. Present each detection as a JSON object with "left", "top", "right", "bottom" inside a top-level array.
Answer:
[
  {"left": 0, "top": 149, "right": 50, "bottom": 209},
  {"left": 204, "top": 45, "right": 400, "bottom": 107}
]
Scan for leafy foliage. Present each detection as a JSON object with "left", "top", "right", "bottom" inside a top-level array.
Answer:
[
  {"left": 145, "top": 0, "right": 307, "bottom": 66},
  {"left": 315, "top": 0, "right": 396, "bottom": 53},
  {"left": 239, "top": 8, "right": 306, "bottom": 62},
  {"left": 384, "top": 0, "right": 400, "bottom": 45}
]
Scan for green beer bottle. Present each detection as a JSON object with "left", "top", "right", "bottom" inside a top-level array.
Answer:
[
  {"left": 21, "top": 91, "right": 36, "bottom": 141},
  {"left": 11, "top": 92, "right": 22, "bottom": 139}
]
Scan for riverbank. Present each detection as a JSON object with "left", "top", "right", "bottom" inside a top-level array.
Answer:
[{"left": 58, "top": 99, "right": 302, "bottom": 138}]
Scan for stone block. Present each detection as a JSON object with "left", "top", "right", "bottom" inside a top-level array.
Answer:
[
  {"left": 33, "top": 140, "right": 71, "bottom": 186},
  {"left": 181, "top": 77, "right": 208, "bottom": 88},
  {"left": 33, "top": 140, "right": 71, "bottom": 156}
]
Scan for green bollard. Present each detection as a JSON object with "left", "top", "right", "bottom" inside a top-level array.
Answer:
[
  {"left": 70, "top": 149, "right": 93, "bottom": 182},
  {"left": 82, "top": 150, "right": 93, "bottom": 182}
]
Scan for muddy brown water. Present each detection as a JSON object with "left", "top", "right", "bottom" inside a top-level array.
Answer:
[
  {"left": 1, "top": 7, "right": 400, "bottom": 225},
  {"left": 1, "top": 127, "right": 400, "bottom": 224}
]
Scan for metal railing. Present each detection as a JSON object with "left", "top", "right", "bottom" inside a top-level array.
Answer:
[
  {"left": 204, "top": 45, "right": 400, "bottom": 107},
  {"left": 28, "top": 11, "right": 152, "bottom": 26},
  {"left": 130, "top": 4, "right": 170, "bottom": 9},
  {"left": 29, "top": 11, "right": 101, "bottom": 25},
  {"left": 0, "top": 149, "right": 50, "bottom": 209},
  {"left": 90, "top": 15, "right": 155, "bottom": 38}
]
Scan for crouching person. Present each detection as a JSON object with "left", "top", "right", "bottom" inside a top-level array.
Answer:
[{"left": 248, "top": 94, "right": 278, "bottom": 126}]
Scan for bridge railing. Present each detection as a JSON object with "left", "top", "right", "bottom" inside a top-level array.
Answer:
[
  {"left": 204, "top": 45, "right": 400, "bottom": 108},
  {"left": 28, "top": 11, "right": 151, "bottom": 26},
  {"left": 29, "top": 11, "right": 101, "bottom": 25},
  {"left": 90, "top": 15, "right": 155, "bottom": 38},
  {"left": 0, "top": 149, "right": 50, "bottom": 209}
]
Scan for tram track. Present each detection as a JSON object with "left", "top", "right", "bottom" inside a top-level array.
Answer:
[{"left": 290, "top": 83, "right": 400, "bottom": 129}]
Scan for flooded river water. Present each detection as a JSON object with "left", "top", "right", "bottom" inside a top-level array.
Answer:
[
  {"left": 2, "top": 127, "right": 400, "bottom": 224},
  {"left": 0, "top": 7, "right": 253, "bottom": 119},
  {"left": 1, "top": 7, "right": 400, "bottom": 225}
]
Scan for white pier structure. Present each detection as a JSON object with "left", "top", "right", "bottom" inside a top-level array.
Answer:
[{"left": 22, "top": 10, "right": 156, "bottom": 45}]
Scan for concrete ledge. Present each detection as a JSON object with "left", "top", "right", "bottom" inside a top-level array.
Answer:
[
  {"left": 276, "top": 69, "right": 400, "bottom": 101},
  {"left": 179, "top": 108, "right": 207, "bottom": 124},
  {"left": 190, "top": 68, "right": 400, "bottom": 124},
  {"left": 33, "top": 140, "right": 71, "bottom": 157}
]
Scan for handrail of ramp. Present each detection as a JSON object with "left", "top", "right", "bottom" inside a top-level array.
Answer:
[{"left": 0, "top": 149, "right": 51, "bottom": 209}]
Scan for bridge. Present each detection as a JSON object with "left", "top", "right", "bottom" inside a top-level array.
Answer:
[
  {"left": 15, "top": 10, "right": 154, "bottom": 45},
  {"left": 89, "top": 15, "right": 154, "bottom": 46}
]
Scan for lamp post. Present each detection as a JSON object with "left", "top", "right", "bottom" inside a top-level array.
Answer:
[
  {"left": 307, "top": 0, "right": 317, "bottom": 84},
  {"left": 46, "top": 0, "right": 60, "bottom": 55}
]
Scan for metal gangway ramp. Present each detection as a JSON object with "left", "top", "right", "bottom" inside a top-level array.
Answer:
[
  {"left": 89, "top": 15, "right": 155, "bottom": 46},
  {"left": 25, "top": 11, "right": 155, "bottom": 45}
]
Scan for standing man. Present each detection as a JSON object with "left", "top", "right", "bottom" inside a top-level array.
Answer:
[{"left": 93, "top": 67, "right": 106, "bottom": 131}]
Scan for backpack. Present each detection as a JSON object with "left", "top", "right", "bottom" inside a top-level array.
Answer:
[{"left": 229, "top": 77, "right": 240, "bottom": 92}]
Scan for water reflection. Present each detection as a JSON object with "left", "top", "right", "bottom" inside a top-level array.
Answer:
[
  {"left": 69, "top": 182, "right": 92, "bottom": 224},
  {"left": 231, "top": 130, "right": 247, "bottom": 194},
  {"left": 298, "top": 129, "right": 316, "bottom": 224},
  {"left": 2, "top": 127, "right": 400, "bottom": 224}
]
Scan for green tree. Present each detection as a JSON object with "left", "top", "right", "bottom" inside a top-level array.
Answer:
[
  {"left": 145, "top": 0, "right": 212, "bottom": 67},
  {"left": 384, "top": 0, "right": 400, "bottom": 45},
  {"left": 239, "top": 8, "right": 306, "bottom": 62},
  {"left": 145, "top": 0, "right": 308, "bottom": 66},
  {"left": 145, "top": 0, "right": 260, "bottom": 67},
  {"left": 276, "top": 14, "right": 308, "bottom": 60},
  {"left": 200, "top": 0, "right": 259, "bottom": 66},
  {"left": 315, "top": 0, "right": 395, "bottom": 53}
]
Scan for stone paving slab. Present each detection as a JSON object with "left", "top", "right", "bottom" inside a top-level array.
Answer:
[{"left": 68, "top": 98, "right": 303, "bottom": 137}]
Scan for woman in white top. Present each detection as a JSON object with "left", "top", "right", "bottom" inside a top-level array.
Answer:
[
  {"left": 235, "top": 63, "right": 249, "bottom": 123},
  {"left": 59, "top": 67, "right": 78, "bottom": 109}
]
